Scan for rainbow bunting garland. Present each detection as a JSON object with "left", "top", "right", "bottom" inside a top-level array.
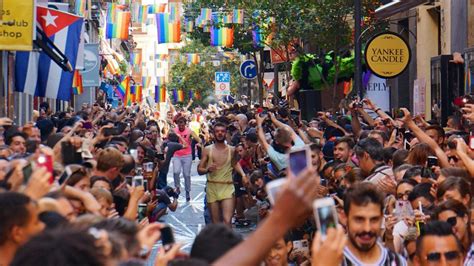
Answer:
[
  {"left": 72, "top": 70, "right": 83, "bottom": 95},
  {"left": 130, "top": 51, "right": 142, "bottom": 66},
  {"left": 223, "top": 12, "right": 233, "bottom": 24},
  {"left": 187, "top": 54, "right": 200, "bottom": 65},
  {"left": 155, "top": 85, "right": 167, "bottom": 103},
  {"left": 185, "top": 20, "right": 194, "bottom": 32},
  {"left": 156, "top": 13, "right": 181, "bottom": 44},
  {"left": 142, "top": 76, "right": 151, "bottom": 88},
  {"left": 169, "top": 3, "right": 179, "bottom": 23},
  {"left": 200, "top": 8, "right": 212, "bottom": 21},
  {"left": 177, "top": 89, "right": 185, "bottom": 102},
  {"left": 252, "top": 27, "right": 264, "bottom": 48},
  {"left": 106, "top": 9, "right": 131, "bottom": 40},
  {"left": 75, "top": 0, "right": 86, "bottom": 17},
  {"left": 210, "top": 27, "right": 234, "bottom": 48},
  {"left": 233, "top": 9, "right": 244, "bottom": 24},
  {"left": 116, "top": 76, "right": 128, "bottom": 100},
  {"left": 156, "top": 76, "right": 165, "bottom": 87}
]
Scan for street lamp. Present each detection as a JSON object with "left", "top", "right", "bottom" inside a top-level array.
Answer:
[{"left": 354, "top": 0, "right": 362, "bottom": 99}]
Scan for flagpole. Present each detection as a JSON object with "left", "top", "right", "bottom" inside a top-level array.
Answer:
[{"left": 354, "top": 0, "right": 362, "bottom": 99}]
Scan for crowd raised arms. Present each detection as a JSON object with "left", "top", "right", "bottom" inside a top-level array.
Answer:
[{"left": 1, "top": 98, "right": 474, "bottom": 266}]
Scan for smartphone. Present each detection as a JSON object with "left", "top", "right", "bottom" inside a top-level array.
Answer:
[
  {"left": 129, "top": 149, "right": 138, "bottom": 161},
  {"left": 288, "top": 146, "right": 311, "bottom": 177},
  {"left": 265, "top": 178, "right": 287, "bottom": 205},
  {"left": 37, "top": 153, "right": 54, "bottom": 184},
  {"left": 83, "top": 121, "right": 93, "bottom": 129},
  {"left": 133, "top": 175, "right": 144, "bottom": 187},
  {"left": 103, "top": 127, "right": 119, "bottom": 137},
  {"left": 160, "top": 225, "right": 175, "bottom": 251},
  {"left": 125, "top": 176, "right": 133, "bottom": 186},
  {"left": 22, "top": 163, "right": 32, "bottom": 184},
  {"left": 137, "top": 203, "right": 147, "bottom": 221},
  {"left": 427, "top": 156, "right": 438, "bottom": 168},
  {"left": 394, "top": 200, "right": 414, "bottom": 221},
  {"left": 143, "top": 179, "right": 149, "bottom": 192},
  {"left": 259, "top": 110, "right": 268, "bottom": 118},
  {"left": 313, "top": 197, "right": 338, "bottom": 239},
  {"left": 470, "top": 135, "right": 474, "bottom": 150}
]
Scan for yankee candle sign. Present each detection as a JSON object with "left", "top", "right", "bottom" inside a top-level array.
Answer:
[{"left": 365, "top": 32, "right": 411, "bottom": 79}]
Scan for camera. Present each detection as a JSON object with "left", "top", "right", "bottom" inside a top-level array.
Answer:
[{"left": 165, "top": 186, "right": 180, "bottom": 198}]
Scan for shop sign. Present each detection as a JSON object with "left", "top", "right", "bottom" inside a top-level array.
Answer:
[{"left": 365, "top": 32, "right": 411, "bottom": 78}]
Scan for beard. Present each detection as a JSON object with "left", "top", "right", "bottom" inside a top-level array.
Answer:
[
  {"left": 348, "top": 229, "right": 378, "bottom": 252},
  {"left": 215, "top": 135, "right": 225, "bottom": 143}
]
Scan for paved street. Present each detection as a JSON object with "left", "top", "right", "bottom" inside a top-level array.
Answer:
[{"left": 148, "top": 161, "right": 255, "bottom": 261}]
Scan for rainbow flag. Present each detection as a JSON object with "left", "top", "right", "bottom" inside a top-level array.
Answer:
[
  {"left": 138, "top": 5, "right": 148, "bottom": 24},
  {"left": 75, "top": 0, "right": 86, "bottom": 17},
  {"left": 210, "top": 27, "right": 234, "bottom": 48},
  {"left": 172, "top": 89, "right": 178, "bottom": 103},
  {"left": 189, "top": 90, "right": 194, "bottom": 99},
  {"left": 233, "top": 9, "right": 244, "bottom": 24},
  {"left": 187, "top": 54, "right": 200, "bottom": 65},
  {"left": 223, "top": 12, "right": 233, "bottom": 24},
  {"left": 195, "top": 91, "right": 201, "bottom": 100},
  {"left": 130, "top": 51, "right": 142, "bottom": 66},
  {"left": 156, "top": 76, "right": 165, "bottom": 88},
  {"left": 169, "top": 3, "right": 179, "bottom": 23},
  {"left": 116, "top": 76, "right": 129, "bottom": 100},
  {"left": 155, "top": 85, "right": 167, "bottom": 103},
  {"left": 201, "top": 8, "right": 212, "bottom": 21},
  {"left": 142, "top": 76, "right": 151, "bottom": 88},
  {"left": 252, "top": 27, "right": 264, "bottom": 48},
  {"left": 72, "top": 70, "right": 83, "bottom": 95},
  {"left": 195, "top": 15, "right": 205, "bottom": 27},
  {"left": 130, "top": 85, "right": 136, "bottom": 102},
  {"left": 155, "top": 54, "right": 168, "bottom": 60},
  {"left": 203, "top": 25, "right": 211, "bottom": 33},
  {"left": 156, "top": 13, "right": 181, "bottom": 44},
  {"left": 185, "top": 20, "right": 194, "bottom": 32},
  {"left": 106, "top": 11, "right": 131, "bottom": 40},
  {"left": 137, "top": 85, "right": 143, "bottom": 103},
  {"left": 177, "top": 89, "right": 185, "bottom": 102}
]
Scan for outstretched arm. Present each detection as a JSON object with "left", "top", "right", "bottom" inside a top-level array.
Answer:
[{"left": 401, "top": 108, "right": 450, "bottom": 168}]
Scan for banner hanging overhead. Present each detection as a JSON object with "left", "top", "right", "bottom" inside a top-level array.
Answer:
[
  {"left": 0, "top": 0, "right": 35, "bottom": 51},
  {"left": 81, "top": 44, "right": 100, "bottom": 87},
  {"left": 365, "top": 32, "right": 411, "bottom": 79}
]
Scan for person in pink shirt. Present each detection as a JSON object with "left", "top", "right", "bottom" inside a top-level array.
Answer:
[{"left": 173, "top": 113, "right": 201, "bottom": 202}]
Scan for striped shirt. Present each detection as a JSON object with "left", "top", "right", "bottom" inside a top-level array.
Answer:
[{"left": 342, "top": 242, "right": 407, "bottom": 266}]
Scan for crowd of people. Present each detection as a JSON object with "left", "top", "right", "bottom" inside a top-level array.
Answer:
[{"left": 1, "top": 95, "right": 474, "bottom": 266}]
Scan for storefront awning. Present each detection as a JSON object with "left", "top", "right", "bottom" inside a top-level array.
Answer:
[{"left": 375, "top": 0, "right": 432, "bottom": 19}]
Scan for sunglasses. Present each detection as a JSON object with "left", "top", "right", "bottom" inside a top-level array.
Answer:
[
  {"left": 448, "top": 156, "right": 459, "bottom": 162},
  {"left": 446, "top": 216, "right": 457, "bottom": 227},
  {"left": 426, "top": 251, "right": 460, "bottom": 262}
]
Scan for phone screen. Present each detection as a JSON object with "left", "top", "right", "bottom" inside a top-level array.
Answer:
[
  {"left": 137, "top": 203, "right": 147, "bottom": 221},
  {"left": 289, "top": 149, "right": 308, "bottom": 177},
  {"left": 133, "top": 176, "right": 143, "bottom": 187},
  {"left": 160, "top": 226, "right": 175, "bottom": 247},
  {"left": 316, "top": 205, "right": 338, "bottom": 237}
]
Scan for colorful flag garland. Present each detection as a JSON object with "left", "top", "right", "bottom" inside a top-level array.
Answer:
[
  {"left": 187, "top": 54, "right": 200, "bottom": 65},
  {"left": 200, "top": 8, "right": 212, "bottom": 21},
  {"left": 75, "top": 0, "right": 86, "bottom": 17},
  {"left": 210, "top": 27, "right": 234, "bottom": 48},
  {"left": 156, "top": 13, "right": 181, "bottom": 44},
  {"left": 72, "top": 70, "right": 83, "bottom": 95},
  {"left": 185, "top": 20, "right": 194, "bottom": 32},
  {"left": 106, "top": 9, "right": 131, "bottom": 40},
  {"left": 233, "top": 9, "right": 244, "bottom": 24},
  {"left": 155, "top": 85, "right": 167, "bottom": 103},
  {"left": 177, "top": 89, "right": 185, "bottom": 102}
]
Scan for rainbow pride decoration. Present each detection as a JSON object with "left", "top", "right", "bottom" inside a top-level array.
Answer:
[
  {"left": 72, "top": 70, "right": 83, "bottom": 95},
  {"left": 106, "top": 10, "right": 131, "bottom": 40},
  {"left": 210, "top": 27, "right": 234, "bottom": 48},
  {"left": 169, "top": 3, "right": 179, "bottom": 23},
  {"left": 116, "top": 76, "right": 129, "bottom": 100},
  {"left": 75, "top": 0, "right": 86, "bottom": 17},
  {"left": 156, "top": 76, "right": 165, "bottom": 88},
  {"left": 156, "top": 13, "right": 181, "bottom": 44},
  {"left": 200, "top": 8, "right": 212, "bottom": 21},
  {"left": 177, "top": 89, "right": 185, "bottom": 102},
  {"left": 155, "top": 85, "right": 167, "bottom": 103},
  {"left": 223, "top": 12, "right": 233, "bottom": 24},
  {"left": 185, "top": 20, "right": 194, "bottom": 32},
  {"left": 233, "top": 9, "right": 244, "bottom": 24},
  {"left": 252, "top": 27, "right": 264, "bottom": 48},
  {"left": 142, "top": 76, "right": 151, "bottom": 88},
  {"left": 187, "top": 54, "right": 200, "bottom": 65},
  {"left": 130, "top": 51, "right": 142, "bottom": 66}
]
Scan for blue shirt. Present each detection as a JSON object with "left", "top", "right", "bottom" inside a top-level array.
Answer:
[{"left": 267, "top": 136, "right": 305, "bottom": 170}]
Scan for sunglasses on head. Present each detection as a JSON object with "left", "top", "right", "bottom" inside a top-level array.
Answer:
[{"left": 426, "top": 251, "right": 460, "bottom": 262}]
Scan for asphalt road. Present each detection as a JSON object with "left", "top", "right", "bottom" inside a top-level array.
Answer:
[{"left": 145, "top": 160, "right": 255, "bottom": 264}]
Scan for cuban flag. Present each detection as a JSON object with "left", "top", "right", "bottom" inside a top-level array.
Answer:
[{"left": 15, "top": 7, "right": 84, "bottom": 101}]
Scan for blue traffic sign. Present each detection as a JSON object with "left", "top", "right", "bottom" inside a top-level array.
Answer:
[
  {"left": 215, "top": 72, "right": 231, "bottom": 83},
  {"left": 240, "top": 60, "right": 257, "bottom": 80}
]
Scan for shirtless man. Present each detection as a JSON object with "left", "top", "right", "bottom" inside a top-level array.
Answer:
[{"left": 198, "top": 122, "right": 248, "bottom": 226}]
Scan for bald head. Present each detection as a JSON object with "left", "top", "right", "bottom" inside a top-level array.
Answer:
[{"left": 235, "top": 114, "right": 248, "bottom": 129}]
